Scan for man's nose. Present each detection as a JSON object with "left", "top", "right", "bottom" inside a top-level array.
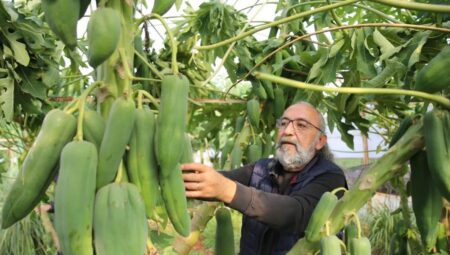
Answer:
[{"left": 283, "top": 121, "right": 296, "bottom": 135}]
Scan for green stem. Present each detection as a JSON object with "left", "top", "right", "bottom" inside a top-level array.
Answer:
[
  {"left": 349, "top": 211, "right": 362, "bottom": 239},
  {"left": 326, "top": 0, "right": 344, "bottom": 27},
  {"left": 354, "top": 3, "right": 401, "bottom": 23},
  {"left": 140, "top": 90, "right": 160, "bottom": 109},
  {"left": 64, "top": 100, "right": 80, "bottom": 114},
  {"left": 118, "top": 48, "right": 133, "bottom": 95},
  {"left": 196, "top": 0, "right": 360, "bottom": 50},
  {"left": 137, "top": 90, "right": 143, "bottom": 109},
  {"left": 133, "top": 76, "right": 161, "bottom": 82},
  {"left": 254, "top": 72, "right": 450, "bottom": 109},
  {"left": 75, "top": 99, "right": 86, "bottom": 141},
  {"left": 325, "top": 221, "right": 331, "bottom": 236},
  {"left": 371, "top": 0, "right": 450, "bottom": 13},
  {"left": 134, "top": 47, "right": 164, "bottom": 80},
  {"left": 74, "top": 82, "right": 102, "bottom": 141},
  {"left": 149, "top": 13, "right": 178, "bottom": 74},
  {"left": 331, "top": 187, "right": 347, "bottom": 195}
]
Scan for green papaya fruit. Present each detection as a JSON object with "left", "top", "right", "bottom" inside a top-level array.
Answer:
[
  {"left": 54, "top": 141, "right": 97, "bottom": 255},
  {"left": 94, "top": 183, "right": 148, "bottom": 255},
  {"left": 2, "top": 109, "right": 76, "bottom": 229},
  {"left": 87, "top": 7, "right": 122, "bottom": 68}
]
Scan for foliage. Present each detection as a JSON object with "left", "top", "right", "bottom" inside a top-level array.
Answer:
[{"left": 363, "top": 205, "right": 423, "bottom": 255}]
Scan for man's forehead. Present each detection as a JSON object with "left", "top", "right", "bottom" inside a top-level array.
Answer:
[{"left": 282, "top": 103, "right": 318, "bottom": 119}]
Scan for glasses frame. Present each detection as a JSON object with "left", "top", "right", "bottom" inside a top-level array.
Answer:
[{"left": 276, "top": 117, "right": 324, "bottom": 134}]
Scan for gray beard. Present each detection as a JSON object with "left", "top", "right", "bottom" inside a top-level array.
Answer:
[{"left": 275, "top": 139, "right": 317, "bottom": 172}]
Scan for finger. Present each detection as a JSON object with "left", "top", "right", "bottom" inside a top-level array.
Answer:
[
  {"left": 181, "top": 163, "right": 209, "bottom": 172},
  {"left": 185, "top": 190, "right": 203, "bottom": 198},
  {"left": 184, "top": 182, "right": 199, "bottom": 191},
  {"left": 182, "top": 172, "right": 201, "bottom": 182}
]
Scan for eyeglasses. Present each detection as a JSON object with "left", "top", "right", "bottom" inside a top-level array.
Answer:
[{"left": 276, "top": 117, "right": 324, "bottom": 134}]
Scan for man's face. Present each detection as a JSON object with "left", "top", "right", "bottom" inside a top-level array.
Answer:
[{"left": 275, "top": 103, "right": 326, "bottom": 171}]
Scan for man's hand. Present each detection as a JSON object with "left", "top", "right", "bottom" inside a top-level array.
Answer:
[{"left": 181, "top": 163, "right": 237, "bottom": 204}]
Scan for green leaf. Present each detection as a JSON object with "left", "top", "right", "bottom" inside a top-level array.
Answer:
[
  {"left": 0, "top": 76, "right": 14, "bottom": 121},
  {"left": 397, "top": 31, "right": 431, "bottom": 68},
  {"left": 363, "top": 59, "right": 406, "bottom": 88},
  {"left": 329, "top": 38, "right": 345, "bottom": 58},
  {"left": 308, "top": 48, "right": 328, "bottom": 82},
  {"left": 373, "top": 29, "right": 401, "bottom": 61},
  {"left": 17, "top": 68, "right": 46, "bottom": 99},
  {"left": 351, "top": 29, "right": 376, "bottom": 77},
  {"left": 4, "top": 34, "right": 30, "bottom": 66},
  {"left": 320, "top": 51, "right": 343, "bottom": 84},
  {"left": 336, "top": 120, "right": 355, "bottom": 150}
]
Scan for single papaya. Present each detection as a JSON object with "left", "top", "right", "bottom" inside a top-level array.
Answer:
[
  {"left": 2, "top": 109, "right": 76, "bottom": 229},
  {"left": 94, "top": 183, "right": 147, "bottom": 255},
  {"left": 320, "top": 235, "right": 341, "bottom": 255},
  {"left": 410, "top": 150, "right": 442, "bottom": 251},
  {"left": 247, "top": 98, "right": 260, "bottom": 128},
  {"left": 344, "top": 221, "right": 358, "bottom": 249},
  {"left": 389, "top": 116, "right": 413, "bottom": 148},
  {"left": 230, "top": 141, "right": 243, "bottom": 169},
  {"left": 180, "top": 133, "right": 194, "bottom": 163},
  {"left": 220, "top": 139, "right": 235, "bottom": 169},
  {"left": 54, "top": 141, "right": 97, "bottom": 255},
  {"left": 304, "top": 191, "right": 338, "bottom": 242},
  {"left": 96, "top": 96, "right": 135, "bottom": 189},
  {"left": 87, "top": 8, "right": 122, "bottom": 68},
  {"left": 274, "top": 87, "right": 285, "bottom": 119},
  {"left": 152, "top": 0, "right": 176, "bottom": 16},
  {"left": 424, "top": 110, "right": 450, "bottom": 201},
  {"left": 82, "top": 109, "right": 105, "bottom": 149},
  {"left": 414, "top": 46, "right": 450, "bottom": 93},
  {"left": 159, "top": 164, "right": 191, "bottom": 237},
  {"left": 246, "top": 137, "right": 262, "bottom": 164},
  {"left": 41, "top": 0, "right": 78, "bottom": 48},
  {"left": 349, "top": 237, "right": 371, "bottom": 255},
  {"left": 127, "top": 107, "right": 159, "bottom": 218},
  {"left": 215, "top": 207, "right": 235, "bottom": 255},
  {"left": 155, "top": 74, "right": 189, "bottom": 179}
]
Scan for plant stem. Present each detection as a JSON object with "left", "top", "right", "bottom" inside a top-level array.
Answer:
[
  {"left": 75, "top": 82, "right": 102, "bottom": 141},
  {"left": 137, "top": 90, "right": 143, "bottom": 109},
  {"left": 172, "top": 202, "right": 218, "bottom": 255},
  {"left": 134, "top": 49, "right": 164, "bottom": 80},
  {"left": 371, "top": 0, "right": 450, "bottom": 13},
  {"left": 139, "top": 90, "right": 160, "bottom": 109},
  {"left": 254, "top": 72, "right": 450, "bottom": 109},
  {"left": 149, "top": 13, "right": 178, "bottom": 74},
  {"left": 349, "top": 211, "right": 362, "bottom": 239},
  {"left": 196, "top": 0, "right": 360, "bottom": 50},
  {"left": 353, "top": 3, "right": 400, "bottom": 23}
]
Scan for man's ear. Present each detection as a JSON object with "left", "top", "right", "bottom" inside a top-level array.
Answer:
[{"left": 315, "top": 134, "right": 327, "bottom": 150}]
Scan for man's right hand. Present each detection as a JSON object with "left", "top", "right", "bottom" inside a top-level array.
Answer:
[{"left": 181, "top": 163, "right": 237, "bottom": 203}]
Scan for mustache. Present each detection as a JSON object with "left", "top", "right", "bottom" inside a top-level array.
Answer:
[{"left": 276, "top": 138, "right": 299, "bottom": 150}]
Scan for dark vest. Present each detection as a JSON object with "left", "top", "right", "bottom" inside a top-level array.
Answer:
[{"left": 239, "top": 157, "right": 344, "bottom": 255}]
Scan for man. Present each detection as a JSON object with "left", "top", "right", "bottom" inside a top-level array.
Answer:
[{"left": 181, "top": 102, "right": 347, "bottom": 254}]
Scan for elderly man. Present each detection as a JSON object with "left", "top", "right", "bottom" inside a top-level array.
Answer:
[{"left": 181, "top": 102, "right": 347, "bottom": 254}]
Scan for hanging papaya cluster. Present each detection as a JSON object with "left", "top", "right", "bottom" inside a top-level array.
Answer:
[
  {"left": 1, "top": 0, "right": 194, "bottom": 254},
  {"left": 389, "top": 46, "right": 450, "bottom": 254}
]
